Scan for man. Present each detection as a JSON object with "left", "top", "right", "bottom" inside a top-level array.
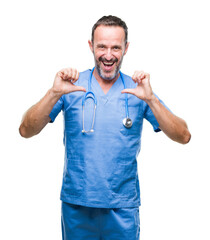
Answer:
[{"left": 19, "top": 16, "right": 191, "bottom": 240}]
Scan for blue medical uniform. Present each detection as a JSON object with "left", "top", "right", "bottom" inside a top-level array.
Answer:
[{"left": 49, "top": 69, "right": 168, "bottom": 239}]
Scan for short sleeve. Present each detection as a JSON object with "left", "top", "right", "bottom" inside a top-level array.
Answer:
[
  {"left": 49, "top": 97, "right": 64, "bottom": 123},
  {"left": 143, "top": 94, "right": 171, "bottom": 132}
]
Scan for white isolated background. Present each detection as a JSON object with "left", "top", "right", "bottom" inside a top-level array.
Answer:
[{"left": 0, "top": 0, "right": 209, "bottom": 239}]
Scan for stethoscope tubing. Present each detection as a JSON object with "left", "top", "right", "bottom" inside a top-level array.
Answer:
[{"left": 82, "top": 67, "right": 131, "bottom": 133}]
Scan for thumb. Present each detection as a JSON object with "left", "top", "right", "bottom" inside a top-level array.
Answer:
[
  {"left": 121, "top": 88, "right": 136, "bottom": 95},
  {"left": 71, "top": 86, "right": 86, "bottom": 92}
]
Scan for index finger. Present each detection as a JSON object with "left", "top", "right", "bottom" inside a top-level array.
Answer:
[{"left": 71, "top": 71, "right": 80, "bottom": 84}]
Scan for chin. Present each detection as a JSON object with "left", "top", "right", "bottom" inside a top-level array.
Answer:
[
  {"left": 102, "top": 73, "right": 116, "bottom": 81},
  {"left": 95, "top": 61, "right": 121, "bottom": 81},
  {"left": 99, "top": 68, "right": 119, "bottom": 81}
]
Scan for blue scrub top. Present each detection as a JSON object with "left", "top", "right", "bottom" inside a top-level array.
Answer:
[{"left": 49, "top": 69, "right": 167, "bottom": 208}]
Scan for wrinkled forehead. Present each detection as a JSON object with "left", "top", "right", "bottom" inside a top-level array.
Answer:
[{"left": 93, "top": 25, "right": 126, "bottom": 45}]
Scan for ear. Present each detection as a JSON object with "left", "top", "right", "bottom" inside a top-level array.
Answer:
[
  {"left": 124, "top": 42, "right": 130, "bottom": 56},
  {"left": 88, "top": 40, "right": 94, "bottom": 53}
]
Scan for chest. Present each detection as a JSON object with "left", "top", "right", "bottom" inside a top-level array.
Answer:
[{"left": 63, "top": 91, "right": 144, "bottom": 138}]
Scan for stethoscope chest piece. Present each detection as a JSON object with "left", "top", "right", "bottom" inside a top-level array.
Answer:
[
  {"left": 82, "top": 67, "right": 133, "bottom": 133},
  {"left": 123, "top": 117, "right": 132, "bottom": 128}
]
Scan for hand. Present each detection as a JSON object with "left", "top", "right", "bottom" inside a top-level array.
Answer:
[
  {"left": 52, "top": 68, "right": 86, "bottom": 96},
  {"left": 121, "top": 71, "right": 155, "bottom": 102}
]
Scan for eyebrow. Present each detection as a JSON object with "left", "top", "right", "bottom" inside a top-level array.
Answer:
[
  {"left": 112, "top": 45, "right": 122, "bottom": 49},
  {"left": 96, "top": 44, "right": 106, "bottom": 47},
  {"left": 96, "top": 44, "right": 122, "bottom": 49}
]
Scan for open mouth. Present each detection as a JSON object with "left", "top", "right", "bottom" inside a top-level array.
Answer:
[
  {"left": 99, "top": 57, "right": 118, "bottom": 69},
  {"left": 102, "top": 61, "right": 115, "bottom": 67}
]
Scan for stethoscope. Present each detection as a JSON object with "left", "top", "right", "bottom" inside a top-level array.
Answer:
[{"left": 82, "top": 67, "right": 132, "bottom": 133}]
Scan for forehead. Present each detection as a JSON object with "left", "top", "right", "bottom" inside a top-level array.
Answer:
[{"left": 93, "top": 25, "right": 125, "bottom": 45}]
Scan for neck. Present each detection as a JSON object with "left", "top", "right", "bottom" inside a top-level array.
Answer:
[
  {"left": 93, "top": 68, "right": 119, "bottom": 88},
  {"left": 93, "top": 69, "right": 119, "bottom": 94}
]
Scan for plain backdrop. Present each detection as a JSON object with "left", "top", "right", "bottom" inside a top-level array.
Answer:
[{"left": 0, "top": 0, "right": 209, "bottom": 239}]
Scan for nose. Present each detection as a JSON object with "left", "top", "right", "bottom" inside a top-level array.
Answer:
[{"left": 104, "top": 48, "right": 112, "bottom": 61}]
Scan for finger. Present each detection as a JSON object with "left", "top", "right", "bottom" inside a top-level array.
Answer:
[
  {"left": 57, "top": 71, "right": 63, "bottom": 78},
  {"left": 132, "top": 72, "right": 139, "bottom": 83},
  {"left": 71, "top": 68, "right": 77, "bottom": 80},
  {"left": 132, "top": 71, "right": 144, "bottom": 83},
  {"left": 132, "top": 71, "right": 138, "bottom": 81},
  {"left": 71, "top": 86, "right": 86, "bottom": 92},
  {"left": 132, "top": 76, "right": 141, "bottom": 85},
  {"left": 132, "top": 77, "right": 137, "bottom": 83},
  {"left": 57, "top": 69, "right": 66, "bottom": 79},
  {"left": 121, "top": 88, "right": 136, "bottom": 95},
  {"left": 139, "top": 72, "right": 150, "bottom": 80},
  {"left": 71, "top": 70, "right": 80, "bottom": 83},
  {"left": 144, "top": 72, "right": 150, "bottom": 80},
  {"left": 76, "top": 70, "right": 79, "bottom": 80},
  {"left": 67, "top": 68, "right": 74, "bottom": 80},
  {"left": 62, "top": 68, "right": 71, "bottom": 80},
  {"left": 137, "top": 71, "right": 145, "bottom": 80},
  {"left": 137, "top": 72, "right": 147, "bottom": 85}
]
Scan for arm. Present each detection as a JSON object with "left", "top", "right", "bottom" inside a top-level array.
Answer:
[
  {"left": 145, "top": 95, "right": 191, "bottom": 144},
  {"left": 121, "top": 71, "right": 191, "bottom": 144},
  {"left": 19, "top": 89, "right": 61, "bottom": 138},
  {"left": 19, "top": 68, "right": 86, "bottom": 138}
]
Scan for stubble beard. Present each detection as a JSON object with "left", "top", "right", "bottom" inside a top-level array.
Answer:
[{"left": 94, "top": 54, "right": 124, "bottom": 81}]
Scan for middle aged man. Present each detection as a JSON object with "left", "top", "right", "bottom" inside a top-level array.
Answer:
[{"left": 19, "top": 15, "right": 191, "bottom": 240}]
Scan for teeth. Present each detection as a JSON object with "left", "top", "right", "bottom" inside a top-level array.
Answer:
[{"left": 103, "top": 62, "right": 114, "bottom": 66}]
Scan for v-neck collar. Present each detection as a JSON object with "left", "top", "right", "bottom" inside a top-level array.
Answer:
[{"left": 91, "top": 74, "right": 123, "bottom": 100}]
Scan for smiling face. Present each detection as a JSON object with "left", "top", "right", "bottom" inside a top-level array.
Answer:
[{"left": 88, "top": 25, "right": 129, "bottom": 82}]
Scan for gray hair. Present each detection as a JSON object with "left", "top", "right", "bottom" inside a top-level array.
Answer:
[{"left": 91, "top": 15, "right": 128, "bottom": 45}]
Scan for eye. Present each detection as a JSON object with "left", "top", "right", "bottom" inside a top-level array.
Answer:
[
  {"left": 97, "top": 44, "right": 105, "bottom": 49},
  {"left": 113, "top": 46, "right": 121, "bottom": 51}
]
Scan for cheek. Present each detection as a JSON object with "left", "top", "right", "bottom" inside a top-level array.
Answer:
[
  {"left": 114, "top": 50, "right": 124, "bottom": 58},
  {"left": 93, "top": 51, "right": 103, "bottom": 61},
  {"left": 116, "top": 53, "right": 124, "bottom": 63}
]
